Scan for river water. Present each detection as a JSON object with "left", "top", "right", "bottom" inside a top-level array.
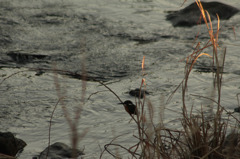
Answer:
[{"left": 0, "top": 0, "right": 240, "bottom": 158}]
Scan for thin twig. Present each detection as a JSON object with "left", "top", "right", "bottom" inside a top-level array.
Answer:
[
  {"left": 98, "top": 81, "right": 123, "bottom": 103},
  {"left": 0, "top": 70, "right": 28, "bottom": 85},
  {"left": 47, "top": 97, "right": 64, "bottom": 158}
]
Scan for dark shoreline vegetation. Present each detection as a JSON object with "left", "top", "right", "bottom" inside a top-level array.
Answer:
[{"left": 1, "top": 0, "right": 240, "bottom": 158}]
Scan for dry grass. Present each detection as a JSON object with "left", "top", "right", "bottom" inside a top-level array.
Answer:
[
  {"left": 50, "top": 61, "right": 88, "bottom": 159},
  {"left": 100, "top": 0, "right": 240, "bottom": 158}
]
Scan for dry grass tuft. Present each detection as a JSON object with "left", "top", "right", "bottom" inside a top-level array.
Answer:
[{"left": 101, "top": 0, "right": 240, "bottom": 158}]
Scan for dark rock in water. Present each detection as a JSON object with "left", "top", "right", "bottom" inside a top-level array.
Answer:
[
  {"left": 166, "top": 2, "right": 239, "bottom": 27},
  {"left": 129, "top": 88, "right": 149, "bottom": 99},
  {"left": 234, "top": 107, "right": 240, "bottom": 113},
  {"left": 39, "top": 142, "right": 84, "bottom": 159},
  {"left": 0, "top": 132, "right": 26, "bottom": 157},
  {"left": 7, "top": 51, "right": 48, "bottom": 64}
]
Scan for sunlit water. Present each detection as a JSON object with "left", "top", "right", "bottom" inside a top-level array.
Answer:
[{"left": 0, "top": 0, "right": 240, "bottom": 158}]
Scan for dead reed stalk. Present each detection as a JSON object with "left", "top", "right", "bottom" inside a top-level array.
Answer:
[{"left": 51, "top": 60, "right": 88, "bottom": 159}]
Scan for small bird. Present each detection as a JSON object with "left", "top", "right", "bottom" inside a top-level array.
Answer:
[{"left": 119, "top": 100, "right": 138, "bottom": 115}]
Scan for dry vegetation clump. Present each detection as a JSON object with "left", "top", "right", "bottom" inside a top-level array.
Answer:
[{"left": 100, "top": 0, "right": 240, "bottom": 158}]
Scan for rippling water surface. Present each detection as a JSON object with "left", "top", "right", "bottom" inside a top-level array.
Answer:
[{"left": 0, "top": 0, "right": 240, "bottom": 158}]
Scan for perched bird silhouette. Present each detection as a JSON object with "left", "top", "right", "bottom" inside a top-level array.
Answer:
[{"left": 119, "top": 100, "right": 138, "bottom": 115}]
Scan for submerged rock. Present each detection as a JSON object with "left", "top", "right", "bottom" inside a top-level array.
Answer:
[
  {"left": 39, "top": 142, "right": 84, "bottom": 159},
  {"left": 7, "top": 50, "right": 48, "bottom": 64},
  {"left": 129, "top": 88, "right": 149, "bottom": 99},
  {"left": 166, "top": 2, "right": 239, "bottom": 27},
  {"left": 234, "top": 107, "right": 240, "bottom": 113},
  {"left": 0, "top": 132, "right": 26, "bottom": 157}
]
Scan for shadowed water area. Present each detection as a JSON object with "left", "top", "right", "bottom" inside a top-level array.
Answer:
[{"left": 1, "top": 0, "right": 240, "bottom": 158}]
